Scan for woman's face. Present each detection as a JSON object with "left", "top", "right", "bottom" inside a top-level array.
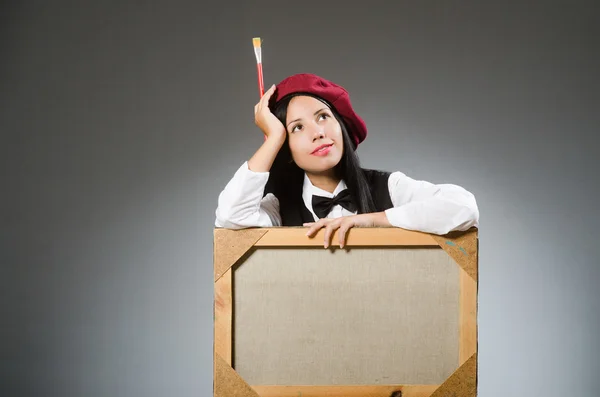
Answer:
[{"left": 284, "top": 95, "right": 344, "bottom": 175}]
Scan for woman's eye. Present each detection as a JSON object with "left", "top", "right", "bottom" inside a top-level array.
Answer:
[
  {"left": 291, "top": 124, "right": 303, "bottom": 133},
  {"left": 318, "top": 113, "right": 329, "bottom": 121}
]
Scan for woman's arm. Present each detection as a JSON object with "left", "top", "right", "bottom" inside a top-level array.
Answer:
[
  {"left": 214, "top": 161, "right": 282, "bottom": 228},
  {"left": 215, "top": 85, "right": 287, "bottom": 229},
  {"left": 249, "top": 84, "right": 287, "bottom": 171},
  {"left": 383, "top": 171, "right": 479, "bottom": 235},
  {"left": 303, "top": 171, "right": 479, "bottom": 247}
]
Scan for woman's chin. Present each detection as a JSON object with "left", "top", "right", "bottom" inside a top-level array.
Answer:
[{"left": 299, "top": 158, "right": 341, "bottom": 174}]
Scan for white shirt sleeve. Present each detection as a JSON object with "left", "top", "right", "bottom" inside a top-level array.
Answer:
[
  {"left": 383, "top": 171, "right": 479, "bottom": 235},
  {"left": 214, "top": 161, "right": 282, "bottom": 229}
]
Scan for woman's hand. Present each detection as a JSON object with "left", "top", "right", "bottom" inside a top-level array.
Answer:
[
  {"left": 304, "top": 212, "right": 392, "bottom": 248},
  {"left": 254, "top": 84, "right": 286, "bottom": 143}
]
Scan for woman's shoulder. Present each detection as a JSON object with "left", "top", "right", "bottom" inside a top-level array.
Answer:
[
  {"left": 361, "top": 168, "right": 412, "bottom": 191},
  {"left": 361, "top": 167, "right": 394, "bottom": 182},
  {"left": 362, "top": 167, "right": 411, "bottom": 181},
  {"left": 361, "top": 168, "right": 398, "bottom": 194}
]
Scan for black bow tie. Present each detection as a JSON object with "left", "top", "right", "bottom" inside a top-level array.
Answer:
[{"left": 311, "top": 189, "right": 357, "bottom": 219}]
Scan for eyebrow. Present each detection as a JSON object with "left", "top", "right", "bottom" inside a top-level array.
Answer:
[{"left": 287, "top": 108, "right": 329, "bottom": 128}]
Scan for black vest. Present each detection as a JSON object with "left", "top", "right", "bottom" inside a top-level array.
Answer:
[{"left": 265, "top": 169, "right": 394, "bottom": 226}]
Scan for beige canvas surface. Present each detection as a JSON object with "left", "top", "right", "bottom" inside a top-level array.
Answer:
[{"left": 233, "top": 247, "right": 460, "bottom": 385}]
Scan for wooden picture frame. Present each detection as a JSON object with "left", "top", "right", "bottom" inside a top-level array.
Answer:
[{"left": 214, "top": 227, "right": 478, "bottom": 397}]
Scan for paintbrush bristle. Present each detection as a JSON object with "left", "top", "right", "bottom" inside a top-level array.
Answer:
[{"left": 252, "top": 37, "right": 262, "bottom": 48}]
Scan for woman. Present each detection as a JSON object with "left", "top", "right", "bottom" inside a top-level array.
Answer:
[{"left": 215, "top": 73, "right": 479, "bottom": 248}]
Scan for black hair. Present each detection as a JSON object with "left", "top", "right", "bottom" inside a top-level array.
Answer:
[{"left": 264, "top": 93, "right": 377, "bottom": 216}]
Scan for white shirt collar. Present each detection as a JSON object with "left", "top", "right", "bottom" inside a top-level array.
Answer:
[{"left": 301, "top": 173, "right": 348, "bottom": 221}]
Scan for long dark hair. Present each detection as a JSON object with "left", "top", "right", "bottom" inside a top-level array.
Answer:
[{"left": 264, "top": 93, "right": 377, "bottom": 215}]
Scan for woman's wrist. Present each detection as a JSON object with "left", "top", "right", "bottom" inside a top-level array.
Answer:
[
  {"left": 265, "top": 132, "right": 286, "bottom": 147},
  {"left": 248, "top": 133, "right": 286, "bottom": 172},
  {"left": 370, "top": 211, "right": 392, "bottom": 227}
]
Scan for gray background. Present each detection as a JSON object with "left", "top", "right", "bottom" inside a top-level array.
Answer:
[{"left": 1, "top": 1, "right": 598, "bottom": 396}]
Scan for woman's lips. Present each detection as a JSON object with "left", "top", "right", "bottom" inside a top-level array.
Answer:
[{"left": 312, "top": 144, "right": 333, "bottom": 156}]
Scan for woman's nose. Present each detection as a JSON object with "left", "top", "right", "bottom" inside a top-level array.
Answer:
[{"left": 312, "top": 126, "right": 325, "bottom": 141}]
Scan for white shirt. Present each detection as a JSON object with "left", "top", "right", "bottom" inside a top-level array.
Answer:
[{"left": 214, "top": 161, "right": 479, "bottom": 235}]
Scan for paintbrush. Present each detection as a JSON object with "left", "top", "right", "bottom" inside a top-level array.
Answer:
[
  {"left": 252, "top": 37, "right": 264, "bottom": 97},
  {"left": 253, "top": 37, "right": 268, "bottom": 141}
]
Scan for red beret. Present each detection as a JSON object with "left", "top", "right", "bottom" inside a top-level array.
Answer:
[{"left": 270, "top": 73, "right": 367, "bottom": 148}]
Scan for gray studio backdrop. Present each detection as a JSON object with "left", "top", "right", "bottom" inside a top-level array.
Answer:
[{"left": 2, "top": 2, "right": 598, "bottom": 397}]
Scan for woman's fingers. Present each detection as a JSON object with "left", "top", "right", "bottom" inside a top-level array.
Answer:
[
  {"left": 255, "top": 85, "right": 274, "bottom": 113},
  {"left": 338, "top": 219, "right": 355, "bottom": 249},
  {"left": 338, "top": 222, "right": 348, "bottom": 248},
  {"left": 260, "top": 84, "right": 276, "bottom": 105},
  {"left": 305, "top": 218, "right": 355, "bottom": 248},
  {"left": 323, "top": 220, "right": 342, "bottom": 248},
  {"left": 305, "top": 220, "right": 324, "bottom": 237}
]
